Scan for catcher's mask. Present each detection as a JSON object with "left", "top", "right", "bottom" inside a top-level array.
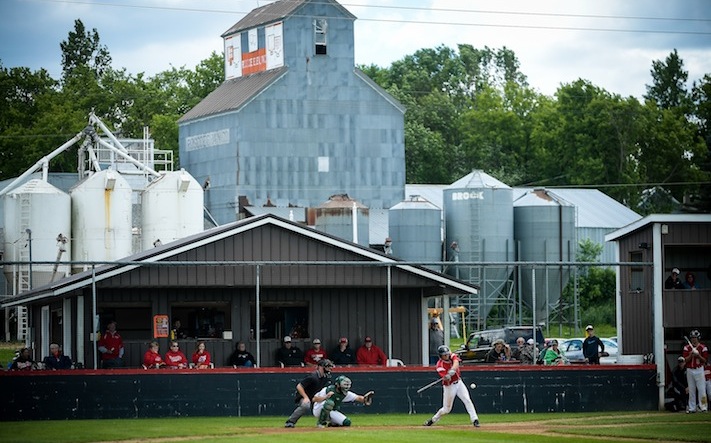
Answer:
[
  {"left": 335, "top": 375, "right": 352, "bottom": 394},
  {"left": 318, "top": 358, "right": 334, "bottom": 374},
  {"left": 437, "top": 345, "right": 451, "bottom": 358}
]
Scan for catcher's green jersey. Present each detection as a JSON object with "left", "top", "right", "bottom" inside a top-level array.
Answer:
[{"left": 324, "top": 384, "right": 348, "bottom": 409}]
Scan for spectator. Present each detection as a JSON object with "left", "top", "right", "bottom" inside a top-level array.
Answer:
[
  {"left": 666, "top": 356, "right": 688, "bottom": 412},
  {"left": 511, "top": 337, "right": 525, "bottom": 361},
  {"left": 705, "top": 359, "right": 711, "bottom": 407},
  {"left": 485, "top": 339, "right": 511, "bottom": 363},
  {"left": 42, "top": 343, "right": 73, "bottom": 370},
  {"left": 356, "top": 336, "right": 386, "bottom": 366},
  {"left": 10, "top": 347, "right": 36, "bottom": 371},
  {"left": 544, "top": 339, "right": 567, "bottom": 365},
  {"left": 519, "top": 338, "right": 536, "bottom": 365},
  {"left": 684, "top": 272, "right": 700, "bottom": 290},
  {"left": 682, "top": 329, "right": 708, "bottom": 413},
  {"left": 171, "top": 319, "right": 187, "bottom": 340},
  {"left": 304, "top": 338, "right": 328, "bottom": 366},
  {"left": 143, "top": 341, "right": 166, "bottom": 369},
  {"left": 229, "top": 341, "right": 256, "bottom": 367},
  {"left": 665, "top": 268, "right": 685, "bottom": 289},
  {"left": 582, "top": 325, "right": 605, "bottom": 364},
  {"left": 429, "top": 317, "right": 444, "bottom": 365},
  {"left": 192, "top": 341, "right": 212, "bottom": 369},
  {"left": 331, "top": 337, "right": 356, "bottom": 366},
  {"left": 276, "top": 336, "right": 304, "bottom": 367},
  {"left": 165, "top": 341, "right": 188, "bottom": 369},
  {"left": 284, "top": 359, "right": 334, "bottom": 428},
  {"left": 97, "top": 320, "right": 124, "bottom": 368}
]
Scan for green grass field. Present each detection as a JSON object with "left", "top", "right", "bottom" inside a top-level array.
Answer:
[{"left": 0, "top": 411, "right": 708, "bottom": 443}]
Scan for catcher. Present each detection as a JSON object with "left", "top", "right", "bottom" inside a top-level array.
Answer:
[{"left": 312, "top": 375, "right": 374, "bottom": 427}]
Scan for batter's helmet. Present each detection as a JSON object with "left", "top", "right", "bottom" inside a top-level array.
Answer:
[
  {"left": 437, "top": 345, "right": 451, "bottom": 357},
  {"left": 335, "top": 375, "right": 352, "bottom": 394},
  {"left": 690, "top": 330, "right": 701, "bottom": 339}
]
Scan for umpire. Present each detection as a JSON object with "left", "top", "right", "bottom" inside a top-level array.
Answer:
[{"left": 285, "top": 359, "right": 334, "bottom": 427}]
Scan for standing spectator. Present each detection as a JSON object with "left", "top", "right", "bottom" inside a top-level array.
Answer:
[
  {"left": 191, "top": 341, "right": 212, "bottom": 369},
  {"left": 683, "top": 329, "right": 708, "bottom": 413},
  {"left": 284, "top": 359, "right": 334, "bottom": 428},
  {"left": 485, "top": 339, "right": 511, "bottom": 363},
  {"left": 331, "top": 337, "right": 356, "bottom": 366},
  {"left": 230, "top": 341, "right": 257, "bottom": 367},
  {"left": 97, "top": 320, "right": 124, "bottom": 368},
  {"left": 429, "top": 317, "right": 444, "bottom": 365},
  {"left": 143, "top": 341, "right": 166, "bottom": 369},
  {"left": 165, "top": 341, "right": 188, "bottom": 369},
  {"left": 276, "top": 336, "right": 304, "bottom": 367},
  {"left": 171, "top": 319, "right": 187, "bottom": 340},
  {"left": 356, "top": 336, "right": 386, "bottom": 366},
  {"left": 665, "top": 268, "right": 685, "bottom": 289},
  {"left": 304, "top": 338, "right": 328, "bottom": 366},
  {"left": 583, "top": 325, "right": 605, "bottom": 364},
  {"left": 10, "top": 347, "right": 36, "bottom": 371},
  {"left": 666, "top": 356, "right": 688, "bottom": 412},
  {"left": 684, "top": 272, "right": 700, "bottom": 290},
  {"left": 42, "top": 343, "right": 73, "bottom": 370},
  {"left": 511, "top": 337, "right": 525, "bottom": 361},
  {"left": 424, "top": 345, "right": 480, "bottom": 427}
]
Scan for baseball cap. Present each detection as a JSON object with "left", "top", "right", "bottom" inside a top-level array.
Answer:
[
  {"left": 527, "top": 338, "right": 535, "bottom": 345},
  {"left": 339, "top": 337, "right": 348, "bottom": 343},
  {"left": 283, "top": 336, "right": 292, "bottom": 342},
  {"left": 312, "top": 338, "right": 321, "bottom": 344},
  {"left": 585, "top": 324, "right": 594, "bottom": 330},
  {"left": 672, "top": 268, "right": 680, "bottom": 275},
  {"left": 364, "top": 336, "right": 372, "bottom": 342}
]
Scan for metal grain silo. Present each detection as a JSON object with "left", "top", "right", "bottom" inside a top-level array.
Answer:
[
  {"left": 141, "top": 169, "right": 204, "bottom": 250},
  {"left": 2, "top": 179, "right": 71, "bottom": 292},
  {"left": 443, "top": 170, "right": 514, "bottom": 328},
  {"left": 71, "top": 169, "right": 133, "bottom": 272},
  {"left": 388, "top": 195, "right": 441, "bottom": 270},
  {"left": 513, "top": 189, "right": 576, "bottom": 322},
  {"left": 309, "top": 194, "right": 369, "bottom": 246}
]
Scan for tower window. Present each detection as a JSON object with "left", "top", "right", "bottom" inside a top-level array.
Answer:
[{"left": 314, "top": 18, "right": 327, "bottom": 55}]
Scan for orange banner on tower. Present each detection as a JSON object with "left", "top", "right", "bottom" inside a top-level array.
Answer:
[{"left": 242, "top": 48, "right": 267, "bottom": 75}]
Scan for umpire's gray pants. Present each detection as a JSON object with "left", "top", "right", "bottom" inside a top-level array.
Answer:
[{"left": 287, "top": 399, "right": 311, "bottom": 424}]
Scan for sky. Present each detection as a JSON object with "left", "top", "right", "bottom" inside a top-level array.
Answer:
[{"left": 0, "top": 0, "right": 710, "bottom": 99}]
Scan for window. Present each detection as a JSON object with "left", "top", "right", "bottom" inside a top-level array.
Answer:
[
  {"left": 630, "top": 251, "right": 644, "bottom": 292},
  {"left": 251, "top": 303, "right": 309, "bottom": 340},
  {"left": 172, "top": 303, "right": 230, "bottom": 339},
  {"left": 314, "top": 18, "right": 327, "bottom": 55}
]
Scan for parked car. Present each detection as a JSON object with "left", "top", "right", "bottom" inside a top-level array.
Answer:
[
  {"left": 560, "top": 338, "right": 618, "bottom": 364},
  {"left": 455, "top": 326, "right": 545, "bottom": 363}
]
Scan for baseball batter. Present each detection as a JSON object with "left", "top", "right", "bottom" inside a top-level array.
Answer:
[
  {"left": 424, "top": 345, "right": 480, "bottom": 427},
  {"left": 312, "top": 375, "right": 374, "bottom": 427},
  {"left": 683, "top": 330, "right": 708, "bottom": 413}
]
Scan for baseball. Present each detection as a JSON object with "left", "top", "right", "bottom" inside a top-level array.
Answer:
[{"left": 470, "top": 383, "right": 477, "bottom": 389}]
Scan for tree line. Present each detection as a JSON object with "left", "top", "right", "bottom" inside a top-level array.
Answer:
[{"left": 1, "top": 20, "right": 709, "bottom": 214}]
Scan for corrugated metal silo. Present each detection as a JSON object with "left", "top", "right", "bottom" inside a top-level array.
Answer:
[
  {"left": 71, "top": 169, "right": 133, "bottom": 272},
  {"left": 309, "top": 194, "right": 369, "bottom": 246},
  {"left": 443, "top": 171, "right": 514, "bottom": 327},
  {"left": 513, "top": 189, "right": 576, "bottom": 322},
  {"left": 141, "top": 169, "right": 204, "bottom": 250},
  {"left": 388, "top": 195, "right": 441, "bottom": 270},
  {"left": 2, "top": 179, "right": 71, "bottom": 292}
]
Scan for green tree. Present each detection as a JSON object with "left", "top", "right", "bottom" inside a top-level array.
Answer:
[
  {"left": 644, "top": 49, "right": 691, "bottom": 112},
  {"left": 60, "top": 19, "right": 112, "bottom": 81}
]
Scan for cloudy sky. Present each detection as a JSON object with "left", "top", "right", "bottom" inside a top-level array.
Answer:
[{"left": 1, "top": 0, "right": 710, "bottom": 98}]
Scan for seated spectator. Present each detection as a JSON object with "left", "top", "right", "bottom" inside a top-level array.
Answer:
[
  {"left": 304, "top": 338, "right": 328, "bottom": 366},
  {"left": 519, "top": 338, "right": 536, "bottom": 365},
  {"left": 10, "top": 347, "right": 36, "bottom": 371},
  {"left": 42, "top": 343, "right": 73, "bottom": 370},
  {"left": 191, "top": 341, "right": 212, "bottom": 369},
  {"left": 165, "top": 341, "right": 188, "bottom": 369},
  {"left": 331, "top": 337, "right": 356, "bottom": 366},
  {"left": 543, "top": 339, "right": 567, "bottom": 365},
  {"left": 485, "top": 339, "right": 511, "bottom": 363},
  {"left": 229, "top": 341, "right": 256, "bottom": 367},
  {"left": 276, "top": 336, "right": 304, "bottom": 367},
  {"left": 511, "top": 337, "right": 525, "bottom": 361},
  {"left": 143, "top": 341, "right": 166, "bottom": 369},
  {"left": 665, "top": 268, "right": 685, "bottom": 289},
  {"left": 356, "top": 336, "right": 386, "bottom": 366},
  {"left": 684, "top": 272, "right": 700, "bottom": 290}
]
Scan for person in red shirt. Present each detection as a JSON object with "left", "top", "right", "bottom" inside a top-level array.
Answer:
[
  {"left": 192, "top": 341, "right": 212, "bottom": 369},
  {"left": 355, "top": 336, "right": 386, "bottom": 366},
  {"left": 683, "top": 329, "right": 709, "bottom": 413},
  {"left": 424, "top": 345, "right": 480, "bottom": 427},
  {"left": 165, "top": 341, "right": 188, "bottom": 369},
  {"left": 304, "top": 338, "right": 328, "bottom": 366},
  {"left": 143, "top": 341, "right": 166, "bottom": 369},
  {"left": 97, "top": 321, "right": 124, "bottom": 368}
]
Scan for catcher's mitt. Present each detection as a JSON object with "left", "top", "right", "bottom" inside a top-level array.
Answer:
[{"left": 363, "top": 390, "right": 374, "bottom": 406}]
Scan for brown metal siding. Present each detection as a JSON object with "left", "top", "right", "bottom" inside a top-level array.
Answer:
[{"left": 619, "top": 226, "right": 654, "bottom": 354}]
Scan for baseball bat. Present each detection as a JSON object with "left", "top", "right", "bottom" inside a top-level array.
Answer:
[{"left": 416, "top": 378, "right": 442, "bottom": 394}]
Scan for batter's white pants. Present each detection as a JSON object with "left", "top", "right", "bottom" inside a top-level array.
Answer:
[
  {"left": 431, "top": 380, "right": 478, "bottom": 423},
  {"left": 686, "top": 366, "right": 708, "bottom": 412}
]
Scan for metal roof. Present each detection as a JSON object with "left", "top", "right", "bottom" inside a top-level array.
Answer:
[
  {"left": 605, "top": 214, "right": 711, "bottom": 242},
  {"left": 178, "top": 67, "right": 288, "bottom": 123},
  {"left": 448, "top": 170, "right": 512, "bottom": 190},
  {"left": 221, "top": 0, "right": 356, "bottom": 37}
]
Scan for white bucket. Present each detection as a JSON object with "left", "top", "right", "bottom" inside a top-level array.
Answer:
[{"left": 617, "top": 354, "right": 644, "bottom": 364}]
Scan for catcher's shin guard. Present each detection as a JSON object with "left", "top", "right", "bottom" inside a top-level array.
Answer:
[{"left": 318, "top": 399, "right": 335, "bottom": 425}]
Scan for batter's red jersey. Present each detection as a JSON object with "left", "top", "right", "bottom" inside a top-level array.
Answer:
[
  {"left": 436, "top": 353, "right": 462, "bottom": 386},
  {"left": 683, "top": 342, "right": 709, "bottom": 369}
]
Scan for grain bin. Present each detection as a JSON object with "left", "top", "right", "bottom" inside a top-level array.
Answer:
[
  {"left": 309, "top": 194, "right": 369, "bottom": 246},
  {"left": 388, "top": 195, "right": 441, "bottom": 270}
]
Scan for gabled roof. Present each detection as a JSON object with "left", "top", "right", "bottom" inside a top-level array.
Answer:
[
  {"left": 2, "top": 214, "right": 477, "bottom": 308},
  {"left": 222, "top": 0, "right": 356, "bottom": 37},
  {"left": 354, "top": 68, "right": 406, "bottom": 114},
  {"left": 179, "top": 67, "right": 288, "bottom": 123},
  {"left": 605, "top": 214, "right": 711, "bottom": 242}
]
